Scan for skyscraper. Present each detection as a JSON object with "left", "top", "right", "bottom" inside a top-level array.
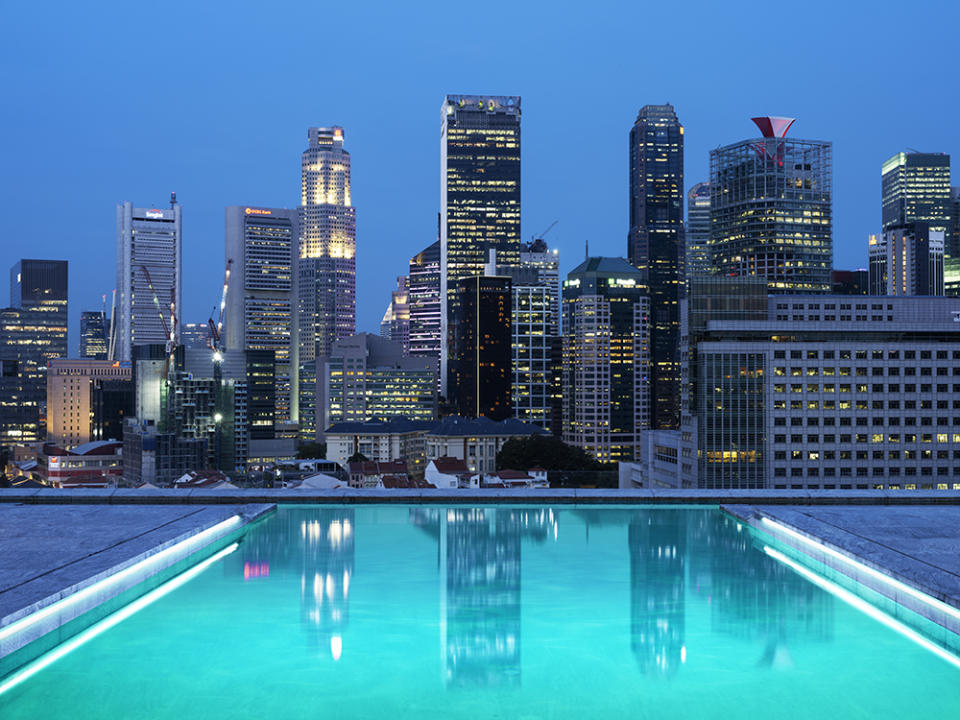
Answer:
[
  {"left": 298, "top": 126, "right": 356, "bottom": 364},
  {"left": 1, "top": 259, "right": 69, "bottom": 443},
  {"left": 380, "top": 276, "right": 410, "bottom": 354},
  {"left": 80, "top": 310, "right": 108, "bottom": 360},
  {"left": 495, "top": 240, "right": 561, "bottom": 433},
  {"left": 408, "top": 239, "right": 442, "bottom": 361},
  {"left": 116, "top": 199, "right": 182, "bottom": 361},
  {"left": 562, "top": 257, "right": 650, "bottom": 462},
  {"left": 441, "top": 95, "right": 521, "bottom": 394},
  {"left": 710, "top": 117, "right": 832, "bottom": 293},
  {"left": 225, "top": 205, "right": 299, "bottom": 424},
  {"left": 869, "top": 223, "right": 944, "bottom": 296},
  {"left": 685, "top": 182, "right": 712, "bottom": 281},
  {"left": 450, "top": 275, "right": 512, "bottom": 421},
  {"left": 628, "top": 104, "right": 684, "bottom": 429}
]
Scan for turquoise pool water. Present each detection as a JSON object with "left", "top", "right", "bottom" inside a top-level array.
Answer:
[{"left": 2, "top": 506, "right": 959, "bottom": 718}]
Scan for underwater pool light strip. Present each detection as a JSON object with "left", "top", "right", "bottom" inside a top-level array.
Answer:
[
  {"left": 763, "top": 545, "right": 960, "bottom": 670},
  {"left": 760, "top": 516, "right": 960, "bottom": 623},
  {"left": 0, "top": 542, "right": 238, "bottom": 697},
  {"left": 0, "top": 514, "right": 241, "bottom": 646}
]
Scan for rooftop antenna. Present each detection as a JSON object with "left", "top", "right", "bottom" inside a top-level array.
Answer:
[
  {"left": 170, "top": 191, "right": 177, "bottom": 209},
  {"left": 585, "top": 238, "right": 589, "bottom": 260}
]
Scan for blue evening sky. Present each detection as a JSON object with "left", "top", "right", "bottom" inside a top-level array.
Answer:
[{"left": 2, "top": 1, "right": 957, "bottom": 351}]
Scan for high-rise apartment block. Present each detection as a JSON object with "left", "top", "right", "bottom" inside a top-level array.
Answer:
[
  {"left": 80, "top": 311, "right": 108, "bottom": 359},
  {"left": 562, "top": 258, "right": 650, "bottom": 462},
  {"left": 317, "top": 333, "right": 437, "bottom": 436},
  {"left": 116, "top": 200, "right": 182, "bottom": 361},
  {"left": 440, "top": 95, "right": 521, "bottom": 393},
  {"left": 869, "top": 223, "right": 944, "bottom": 296},
  {"left": 710, "top": 117, "right": 832, "bottom": 293},
  {"left": 628, "top": 104, "right": 684, "bottom": 429},
  {"left": 225, "top": 205, "right": 299, "bottom": 424},
  {"left": 298, "top": 127, "right": 356, "bottom": 364},
  {"left": 686, "top": 182, "right": 712, "bottom": 281},
  {"left": 450, "top": 275, "right": 512, "bottom": 421},
  {"left": 408, "top": 239, "right": 442, "bottom": 361}
]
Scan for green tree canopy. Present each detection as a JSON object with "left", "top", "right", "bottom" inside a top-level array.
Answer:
[{"left": 496, "top": 435, "right": 603, "bottom": 472}]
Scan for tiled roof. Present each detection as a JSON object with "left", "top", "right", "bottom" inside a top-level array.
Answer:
[
  {"left": 431, "top": 456, "right": 469, "bottom": 474},
  {"left": 325, "top": 419, "right": 436, "bottom": 435},
  {"left": 428, "top": 415, "right": 547, "bottom": 438}
]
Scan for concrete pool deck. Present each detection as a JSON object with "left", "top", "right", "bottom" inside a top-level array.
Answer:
[
  {"left": 723, "top": 504, "right": 960, "bottom": 636},
  {"left": 0, "top": 503, "right": 274, "bottom": 663}
]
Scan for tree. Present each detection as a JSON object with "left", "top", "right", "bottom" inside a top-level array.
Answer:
[
  {"left": 496, "top": 435, "right": 603, "bottom": 471},
  {"left": 296, "top": 441, "right": 326, "bottom": 459}
]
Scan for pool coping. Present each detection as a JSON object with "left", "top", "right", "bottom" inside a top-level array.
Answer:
[
  {"left": 722, "top": 504, "right": 960, "bottom": 638},
  {"left": 0, "top": 503, "right": 275, "bottom": 663},
  {"left": 4, "top": 488, "right": 960, "bottom": 504}
]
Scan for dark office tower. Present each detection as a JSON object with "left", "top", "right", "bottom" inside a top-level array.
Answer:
[
  {"left": 80, "top": 311, "right": 108, "bottom": 359},
  {"left": 710, "top": 117, "right": 832, "bottom": 293},
  {"left": 831, "top": 269, "right": 868, "bottom": 295},
  {"left": 686, "top": 182, "right": 712, "bottom": 281},
  {"left": 562, "top": 258, "right": 650, "bottom": 463},
  {"left": 1, "top": 260, "right": 69, "bottom": 443},
  {"left": 408, "top": 239, "right": 442, "bottom": 361},
  {"left": 628, "top": 104, "right": 683, "bottom": 430},
  {"left": 246, "top": 349, "right": 276, "bottom": 440},
  {"left": 299, "top": 126, "right": 356, "bottom": 365},
  {"left": 869, "top": 222, "right": 944, "bottom": 296},
  {"left": 450, "top": 275, "right": 512, "bottom": 420},
  {"left": 950, "top": 187, "right": 960, "bottom": 296},
  {"left": 225, "top": 205, "right": 299, "bottom": 424},
  {"left": 440, "top": 95, "right": 521, "bottom": 395}
]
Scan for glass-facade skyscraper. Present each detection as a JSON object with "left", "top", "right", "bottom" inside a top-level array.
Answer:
[
  {"left": 299, "top": 126, "right": 356, "bottom": 364},
  {"left": 628, "top": 104, "right": 684, "bottom": 429},
  {"left": 225, "top": 205, "right": 299, "bottom": 424},
  {"left": 440, "top": 95, "right": 521, "bottom": 395},
  {"left": 686, "top": 182, "right": 712, "bottom": 282},
  {"left": 710, "top": 117, "right": 832, "bottom": 293},
  {"left": 408, "top": 239, "right": 442, "bottom": 362},
  {"left": 116, "top": 200, "right": 182, "bottom": 362},
  {"left": 80, "top": 310, "right": 108, "bottom": 360}
]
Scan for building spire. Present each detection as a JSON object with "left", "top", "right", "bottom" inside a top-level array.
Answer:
[{"left": 585, "top": 238, "right": 589, "bottom": 260}]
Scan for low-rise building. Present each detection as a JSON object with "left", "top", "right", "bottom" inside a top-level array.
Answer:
[
  {"left": 324, "top": 419, "right": 434, "bottom": 477},
  {"left": 347, "top": 459, "right": 409, "bottom": 489},
  {"left": 425, "top": 415, "right": 546, "bottom": 475},
  {"left": 425, "top": 456, "right": 476, "bottom": 489},
  {"left": 42, "top": 440, "right": 123, "bottom": 486}
]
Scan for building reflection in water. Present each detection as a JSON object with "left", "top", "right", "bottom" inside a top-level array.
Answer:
[
  {"left": 628, "top": 510, "right": 686, "bottom": 677},
  {"left": 411, "top": 507, "right": 558, "bottom": 688},
  {"left": 706, "top": 514, "right": 833, "bottom": 667},
  {"left": 298, "top": 509, "right": 355, "bottom": 660}
]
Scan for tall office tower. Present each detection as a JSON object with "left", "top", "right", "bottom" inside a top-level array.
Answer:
[
  {"left": 408, "top": 239, "right": 442, "bottom": 360},
  {"left": 298, "top": 126, "right": 356, "bottom": 365},
  {"left": 440, "top": 95, "right": 521, "bottom": 394},
  {"left": 831, "top": 269, "right": 869, "bottom": 295},
  {"left": 0, "top": 259, "right": 69, "bottom": 444},
  {"left": 562, "top": 258, "right": 650, "bottom": 462},
  {"left": 450, "top": 275, "right": 512, "bottom": 421},
  {"left": 179, "top": 323, "right": 210, "bottom": 349},
  {"left": 495, "top": 241, "right": 561, "bottom": 433},
  {"left": 317, "top": 333, "right": 437, "bottom": 436},
  {"left": 225, "top": 205, "right": 299, "bottom": 424},
  {"left": 950, "top": 187, "right": 960, "bottom": 296},
  {"left": 869, "top": 223, "right": 944, "bottom": 296},
  {"left": 116, "top": 199, "right": 182, "bottom": 362},
  {"left": 686, "top": 182, "right": 712, "bottom": 281},
  {"left": 79, "top": 311, "right": 108, "bottom": 359},
  {"left": 380, "top": 276, "right": 411, "bottom": 353},
  {"left": 628, "top": 104, "right": 684, "bottom": 430},
  {"left": 710, "top": 117, "right": 832, "bottom": 293},
  {"left": 46, "top": 359, "right": 132, "bottom": 449}
]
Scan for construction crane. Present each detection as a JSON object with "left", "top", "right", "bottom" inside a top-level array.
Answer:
[
  {"left": 137, "top": 265, "right": 177, "bottom": 378},
  {"left": 532, "top": 220, "right": 558, "bottom": 243},
  {"left": 207, "top": 259, "right": 233, "bottom": 361}
]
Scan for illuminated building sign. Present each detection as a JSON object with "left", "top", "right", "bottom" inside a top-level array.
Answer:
[
  {"left": 145, "top": 210, "right": 164, "bottom": 219},
  {"left": 245, "top": 208, "right": 272, "bottom": 216}
]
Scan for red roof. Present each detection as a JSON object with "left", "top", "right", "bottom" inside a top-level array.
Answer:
[
  {"left": 349, "top": 460, "right": 408, "bottom": 476},
  {"left": 431, "top": 456, "right": 469, "bottom": 474}
]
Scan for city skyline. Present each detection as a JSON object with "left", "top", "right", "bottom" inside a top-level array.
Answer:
[{"left": 4, "top": 2, "right": 958, "bottom": 352}]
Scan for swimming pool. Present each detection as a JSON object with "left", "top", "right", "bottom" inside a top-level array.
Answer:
[{"left": 2, "top": 505, "right": 958, "bottom": 718}]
